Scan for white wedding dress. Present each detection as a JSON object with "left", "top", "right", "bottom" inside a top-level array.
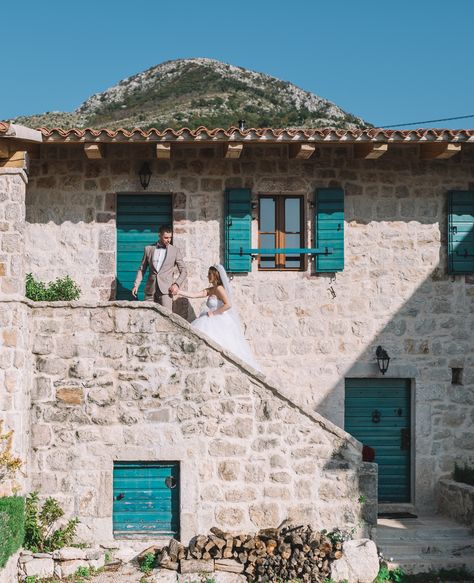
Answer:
[{"left": 191, "top": 268, "right": 259, "bottom": 371}]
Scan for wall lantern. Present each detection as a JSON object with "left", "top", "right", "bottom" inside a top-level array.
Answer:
[
  {"left": 238, "top": 119, "right": 246, "bottom": 131},
  {"left": 376, "top": 345, "right": 390, "bottom": 375},
  {"left": 139, "top": 162, "right": 152, "bottom": 190}
]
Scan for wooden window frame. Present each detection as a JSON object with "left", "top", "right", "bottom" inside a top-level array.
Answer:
[{"left": 258, "top": 195, "right": 305, "bottom": 271}]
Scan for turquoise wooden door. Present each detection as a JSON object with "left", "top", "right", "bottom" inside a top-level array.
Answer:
[
  {"left": 113, "top": 461, "right": 180, "bottom": 538},
  {"left": 116, "top": 194, "right": 172, "bottom": 300},
  {"left": 345, "top": 378, "right": 411, "bottom": 503}
]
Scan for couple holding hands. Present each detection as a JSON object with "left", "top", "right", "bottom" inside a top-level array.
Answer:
[{"left": 132, "top": 225, "right": 259, "bottom": 370}]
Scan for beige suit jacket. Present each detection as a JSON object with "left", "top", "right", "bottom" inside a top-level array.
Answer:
[{"left": 134, "top": 244, "right": 187, "bottom": 299}]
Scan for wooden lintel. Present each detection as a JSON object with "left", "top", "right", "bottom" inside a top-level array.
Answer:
[
  {"left": 289, "top": 143, "right": 316, "bottom": 159},
  {"left": 0, "top": 142, "right": 9, "bottom": 159},
  {"left": 420, "top": 143, "right": 461, "bottom": 160},
  {"left": 224, "top": 143, "right": 243, "bottom": 159},
  {"left": 84, "top": 143, "right": 104, "bottom": 159},
  {"left": 156, "top": 143, "right": 171, "bottom": 159},
  {"left": 0, "top": 150, "right": 27, "bottom": 168},
  {"left": 354, "top": 143, "right": 388, "bottom": 159}
]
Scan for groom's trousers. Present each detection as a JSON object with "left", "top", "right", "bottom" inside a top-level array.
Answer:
[{"left": 145, "top": 289, "right": 173, "bottom": 311}]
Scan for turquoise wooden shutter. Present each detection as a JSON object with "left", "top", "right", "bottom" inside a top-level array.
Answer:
[
  {"left": 225, "top": 189, "right": 252, "bottom": 273},
  {"left": 315, "top": 188, "right": 344, "bottom": 272},
  {"left": 116, "top": 194, "right": 172, "bottom": 300},
  {"left": 448, "top": 191, "right": 474, "bottom": 274},
  {"left": 113, "top": 461, "right": 180, "bottom": 538}
]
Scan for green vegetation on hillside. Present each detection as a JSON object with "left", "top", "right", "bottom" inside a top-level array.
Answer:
[{"left": 13, "top": 58, "right": 370, "bottom": 131}]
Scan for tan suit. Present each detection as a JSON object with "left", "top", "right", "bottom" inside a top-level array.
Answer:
[{"left": 134, "top": 244, "right": 187, "bottom": 309}]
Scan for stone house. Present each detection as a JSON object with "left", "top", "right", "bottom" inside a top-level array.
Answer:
[{"left": 0, "top": 121, "right": 473, "bottom": 545}]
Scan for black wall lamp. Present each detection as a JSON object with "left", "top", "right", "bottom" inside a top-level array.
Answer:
[
  {"left": 376, "top": 345, "right": 390, "bottom": 375},
  {"left": 139, "top": 162, "right": 152, "bottom": 190}
]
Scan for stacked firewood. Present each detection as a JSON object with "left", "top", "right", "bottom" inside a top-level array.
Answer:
[{"left": 154, "top": 525, "right": 343, "bottom": 582}]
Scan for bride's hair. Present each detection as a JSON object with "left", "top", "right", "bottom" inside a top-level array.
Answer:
[{"left": 208, "top": 266, "right": 223, "bottom": 286}]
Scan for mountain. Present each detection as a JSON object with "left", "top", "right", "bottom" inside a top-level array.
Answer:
[{"left": 13, "top": 58, "right": 370, "bottom": 130}]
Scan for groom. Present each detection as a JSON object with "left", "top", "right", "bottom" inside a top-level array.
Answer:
[{"left": 132, "top": 225, "right": 187, "bottom": 310}]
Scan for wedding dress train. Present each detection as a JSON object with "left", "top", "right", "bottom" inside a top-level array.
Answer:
[{"left": 192, "top": 292, "right": 259, "bottom": 371}]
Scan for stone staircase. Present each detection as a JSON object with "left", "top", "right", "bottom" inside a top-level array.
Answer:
[{"left": 376, "top": 514, "right": 474, "bottom": 575}]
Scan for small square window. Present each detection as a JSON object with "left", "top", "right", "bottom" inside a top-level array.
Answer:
[{"left": 451, "top": 368, "right": 463, "bottom": 385}]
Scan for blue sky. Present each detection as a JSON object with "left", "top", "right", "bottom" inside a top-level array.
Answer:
[{"left": 2, "top": 0, "right": 473, "bottom": 129}]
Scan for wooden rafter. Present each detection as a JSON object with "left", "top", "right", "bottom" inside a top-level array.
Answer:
[
  {"left": 0, "top": 142, "right": 9, "bottom": 159},
  {"left": 0, "top": 150, "right": 27, "bottom": 168},
  {"left": 420, "top": 143, "right": 461, "bottom": 160},
  {"left": 289, "top": 144, "right": 316, "bottom": 159},
  {"left": 84, "top": 143, "right": 104, "bottom": 159},
  {"left": 354, "top": 143, "right": 388, "bottom": 159},
  {"left": 224, "top": 143, "right": 243, "bottom": 159},
  {"left": 156, "top": 143, "right": 171, "bottom": 159}
]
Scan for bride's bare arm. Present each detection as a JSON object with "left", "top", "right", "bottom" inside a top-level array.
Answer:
[
  {"left": 176, "top": 288, "right": 208, "bottom": 299},
  {"left": 208, "top": 285, "right": 231, "bottom": 317}
]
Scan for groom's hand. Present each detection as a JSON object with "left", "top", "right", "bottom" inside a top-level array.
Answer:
[
  {"left": 169, "top": 284, "right": 179, "bottom": 296},
  {"left": 131, "top": 285, "right": 138, "bottom": 298}
]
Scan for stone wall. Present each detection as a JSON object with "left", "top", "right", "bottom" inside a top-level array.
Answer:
[
  {"left": 24, "top": 144, "right": 474, "bottom": 509},
  {"left": 28, "top": 301, "right": 374, "bottom": 544},
  {"left": 0, "top": 169, "right": 31, "bottom": 496},
  {"left": 436, "top": 478, "right": 474, "bottom": 527}
]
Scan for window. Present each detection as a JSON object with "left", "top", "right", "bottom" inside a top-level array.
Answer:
[{"left": 258, "top": 195, "right": 304, "bottom": 270}]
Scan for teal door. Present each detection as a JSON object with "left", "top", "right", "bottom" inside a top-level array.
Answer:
[
  {"left": 345, "top": 378, "right": 411, "bottom": 503},
  {"left": 116, "top": 194, "right": 172, "bottom": 300},
  {"left": 113, "top": 461, "right": 180, "bottom": 538}
]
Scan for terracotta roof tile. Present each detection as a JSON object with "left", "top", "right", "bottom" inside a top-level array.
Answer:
[
  {"left": 0, "top": 121, "right": 10, "bottom": 134},
  {"left": 37, "top": 125, "right": 474, "bottom": 144}
]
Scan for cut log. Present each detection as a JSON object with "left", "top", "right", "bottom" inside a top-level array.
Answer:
[
  {"left": 179, "top": 559, "right": 214, "bottom": 574},
  {"left": 214, "top": 559, "right": 245, "bottom": 573}
]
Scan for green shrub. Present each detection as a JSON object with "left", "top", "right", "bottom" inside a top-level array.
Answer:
[
  {"left": 25, "top": 273, "right": 81, "bottom": 301},
  {"left": 24, "top": 492, "right": 79, "bottom": 552},
  {"left": 375, "top": 566, "right": 407, "bottom": 582},
  {"left": 454, "top": 462, "right": 474, "bottom": 486},
  {"left": 0, "top": 496, "right": 25, "bottom": 568},
  {"left": 140, "top": 552, "right": 155, "bottom": 574}
]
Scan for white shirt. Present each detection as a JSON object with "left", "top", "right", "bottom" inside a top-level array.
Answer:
[{"left": 153, "top": 246, "right": 166, "bottom": 272}]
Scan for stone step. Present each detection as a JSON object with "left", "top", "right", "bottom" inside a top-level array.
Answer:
[
  {"left": 379, "top": 540, "right": 474, "bottom": 558},
  {"left": 376, "top": 514, "right": 474, "bottom": 575},
  {"left": 377, "top": 527, "right": 472, "bottom": 540},
  {"left": 387, "top": 556, "right": 474, "bottom": 575}
]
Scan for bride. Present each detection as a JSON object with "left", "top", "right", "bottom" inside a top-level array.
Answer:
[{"left": 176, "top": 264, "right": 259, "bottom": 370}]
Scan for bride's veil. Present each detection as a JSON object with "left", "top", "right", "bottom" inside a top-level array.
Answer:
[
  {"left": 211, "top": 263, "right": 260, "bottom": 371},
  {"left": 213, "top": 263, "right": 243, "bottom": 330}
]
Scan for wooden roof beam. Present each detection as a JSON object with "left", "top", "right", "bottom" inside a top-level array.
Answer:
[
  {"left": 84, "top": 143, "right": 104, "bottom": 159},
  {"left": 354, "top": 143, "right": 388, "bottom": 159},
  {"left": 0, "top": 142, "right": 9, "bottom": 159},
  {"left": 289, "top": 143, "right": 316, "bottom": 159},
  {"left": 0, "top": 150, "right": 27, "bottom": 168},
  {"left": 224, "top": 143, "right": 243, "bottom": 159},
  {"left": 420, "top": 143, "right": 461, "bottom": 160},
  {"left": 156, "top": 143, "right": 171, "bottom": 159}
]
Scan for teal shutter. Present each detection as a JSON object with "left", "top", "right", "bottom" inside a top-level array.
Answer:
[
  {"left": 225, "top": 189, "right": 252, "bottom": 273},
  {"left": 448, "top": 191, "right": 474, "bottom": 274},
  {"left": 315, "top": 188, "right": 344, "bottom": 272},
  {"left": 113, "top": 461, "right": 180, "bottom": 538},
  {"left": 116, "top": 194, "right": 172, "bottom": 300}
]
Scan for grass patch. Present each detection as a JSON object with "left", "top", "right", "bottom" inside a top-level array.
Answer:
[{"left": 374, "top": 566, "right": 474, "bottom": 583}]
